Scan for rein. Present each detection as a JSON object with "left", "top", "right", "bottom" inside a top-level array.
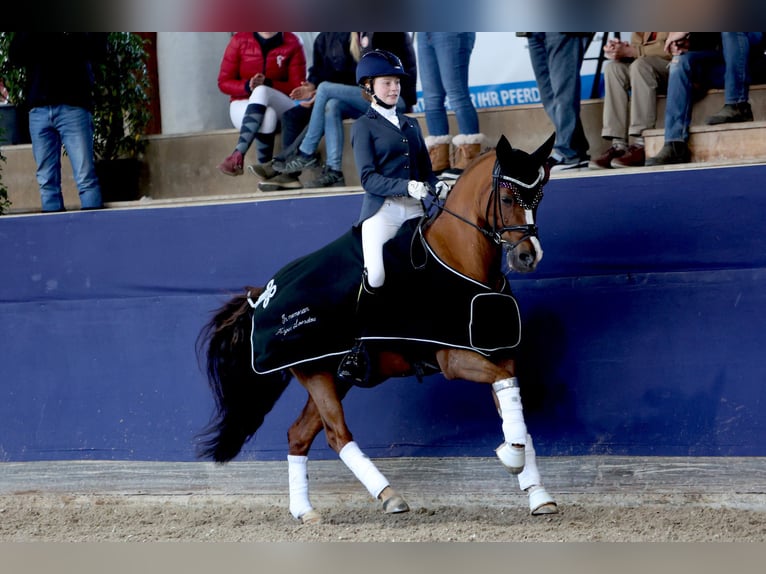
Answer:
[{"left": 431, "top": 159, "right": 543, "bottom": 250}]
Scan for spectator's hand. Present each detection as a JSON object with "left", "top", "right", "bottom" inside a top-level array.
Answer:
[
  {"left": 298, "top": 93, "right": 316, "bottom": 108},
  {"left": 665, "top": 33, "right": 690, "bottom": 56},
  {"left": 290, "top": 81, "right": 316, "bottom": 101},
  {"left": 434, "top": 180, "right": 450, "bottom": 199},
  {"left": 407, "top": 181, "right": 429, "bottom": 201},
  {"left": 249, "top": 73, "right": 266, "bottom": 90}
]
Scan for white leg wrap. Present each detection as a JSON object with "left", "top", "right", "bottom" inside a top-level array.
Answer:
[
  {"left": 339, "top": 441, "right": 389, "bottom": 499},
  {"left": 287, "top": 454, "right": 314, "bottom": 520},
  {"left": 493, "top": 378, "right": 527, "bottom": 446},
  {"left": 517, "top": 434, "right": 542, "bottom": 491}
]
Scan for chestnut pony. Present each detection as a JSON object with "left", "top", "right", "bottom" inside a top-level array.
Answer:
[{"left": 197, "top": 134, "right": 558, "bottom": 524}]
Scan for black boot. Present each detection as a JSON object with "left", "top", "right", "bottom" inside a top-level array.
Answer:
[{"left": 337, "top": 339, "right": 371, "bottom": 386}]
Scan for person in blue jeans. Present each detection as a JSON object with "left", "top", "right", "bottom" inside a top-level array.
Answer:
[
  {"left": 8, "top": 32, "right": 107, "bottom": 212},
  {"left": 274, "top": 33, "right": 416, "bottom": 188},
  {"left": 526, "top": 32, "right": 592, "bottom": 172},
  {"left": 646, "top": 32, "right": 764, "bottom": 166},
  {"left": 417, "top": 32, "right": 484, "bottom": 179}
]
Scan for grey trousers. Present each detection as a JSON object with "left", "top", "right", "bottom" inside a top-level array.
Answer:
[{"left": 601, "top": 56, "right": 670, "bottom": 140}]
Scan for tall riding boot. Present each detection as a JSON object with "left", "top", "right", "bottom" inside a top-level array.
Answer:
[
  {"left": 337, "top": 275, "right": 376, "bottom": 386},
  {"left": 425, "top": 135, "right": 452, "bottom": 175},
  {"left": 442, "top": 133, "right": 486, "bottom": 180}
]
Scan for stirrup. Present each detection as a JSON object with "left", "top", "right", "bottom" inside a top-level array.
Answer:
[{"left": 337, "top": 342, "right": 371, "bottom": 386}]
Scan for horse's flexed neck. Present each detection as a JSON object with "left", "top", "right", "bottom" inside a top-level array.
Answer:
[{"left": 425, "top": 134, "right": 555, "bottom": 284}]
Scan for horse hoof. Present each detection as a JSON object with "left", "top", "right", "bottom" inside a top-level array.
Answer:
[
  {"left": 382, "top": 493, "right": 410, "bottom": 514},
  {"left": 495, "top": 441, "right": 525, "bottom": 474},
  {"left": 300, "top": 509, "right": 323, "bottom": 524},
  {"left": 528, "top": 486, "right": 558, "bottom": 516}
]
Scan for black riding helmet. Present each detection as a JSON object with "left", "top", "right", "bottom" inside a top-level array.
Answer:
[{"left": 356, "top": 49, "right": 408, "bottom": 109}]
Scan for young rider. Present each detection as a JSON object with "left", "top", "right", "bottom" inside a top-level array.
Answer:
[{"left": 337, "top": 49, "right": 449, "bottom": 385}]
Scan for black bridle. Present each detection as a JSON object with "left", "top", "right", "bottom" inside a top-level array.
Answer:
[{"left": 431, "top": 160, "right": 544, "bottom": 251}]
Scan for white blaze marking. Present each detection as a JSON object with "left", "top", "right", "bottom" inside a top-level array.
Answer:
[{"left": 526, "top": 209, "right": 543, "bottom": 264}]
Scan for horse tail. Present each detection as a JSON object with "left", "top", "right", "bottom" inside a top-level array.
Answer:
[{"left": 195, "top": 286, "right": 291, "bottom": 463}]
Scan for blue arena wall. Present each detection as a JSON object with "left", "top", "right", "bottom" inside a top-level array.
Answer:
[{"left": 1, "top": 164, "right": 765, "bottom": 462}]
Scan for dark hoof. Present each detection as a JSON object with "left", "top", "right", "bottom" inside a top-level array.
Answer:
[{"left": 382, "top": 494, "right": 410, "bottom": 514}]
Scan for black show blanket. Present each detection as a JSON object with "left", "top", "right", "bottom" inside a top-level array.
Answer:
[{"left": 251, "top": 219, "right": 521, "bottom": 373}]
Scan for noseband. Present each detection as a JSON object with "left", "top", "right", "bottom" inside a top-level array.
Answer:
[{"left": 433, "top": 160, "right": 544, "bottom": 251}]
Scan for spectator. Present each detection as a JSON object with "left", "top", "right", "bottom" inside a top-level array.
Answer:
[
  {"left": 216, "top": 32, "right": 306, "bottom": 177},
  {"left": 526, "top": 32, "right": 593, "bottom": 171},
  {"left": 7, "top": 32, "right": 107, "bottom": 212},
  {"left": 417, "top": 32, "right": 485, "bottom": 179},
  {"left": 589, "top": 33, "right": 671, "bottom": 170},
  {"left": 272, "top": 33, "right": 417, "bottom": 189},
  {"left": 336, "top": 49, "right": 447, "bottom": 386},
  {"left": 646, "top": 33, "right": 762, "bottom": 166}
]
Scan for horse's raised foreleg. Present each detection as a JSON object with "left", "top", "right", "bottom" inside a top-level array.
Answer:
[
  {"left": 435, "top": 348, "right": 527, "bottom": 472},
  {"left": 290, "top": 368, "right": 410, "bottom": 519}
]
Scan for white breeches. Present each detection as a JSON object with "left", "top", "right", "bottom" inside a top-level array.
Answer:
[
  {"left": 229, "top": 85, "right": 295, "bottom": 133},
  {"left": 361, "top": 197, "right": 424, "bottom": 288}
]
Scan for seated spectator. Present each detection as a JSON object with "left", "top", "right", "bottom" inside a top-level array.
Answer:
[
  {"left": 216, "top": 32, "right": 306, "bottom": 177},
  {"left": 271, "top": 32, "right": 417, "bottom": 189},
  {"left": 589, "top": 33, "right": 671, "bottom": 170},
  {"left": 646, "top": 32, "right": 763, "bottom": 166}
]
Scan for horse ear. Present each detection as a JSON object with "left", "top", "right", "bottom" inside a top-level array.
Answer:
[
  {"left": 496, "top": 134, "right": 513, "bottom": 158},
  {"left": 532, "top": 133, "right": 556, "bottom": 165}
]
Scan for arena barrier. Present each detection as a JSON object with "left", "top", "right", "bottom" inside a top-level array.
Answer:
[{"left": 2, "top": 163, "right": 765, "bottom": 461}]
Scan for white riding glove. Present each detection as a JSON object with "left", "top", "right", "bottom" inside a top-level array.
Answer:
[
  {"left": 407, "top": 180, "right": 428, "bottom": 201},
  {"left": 434, "top": 180, "right": 450, "bottom": 199}
]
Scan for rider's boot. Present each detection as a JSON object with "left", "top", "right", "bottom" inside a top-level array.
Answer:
[{"left": 337, "top": 273, "right": 376, "bottom": 386}]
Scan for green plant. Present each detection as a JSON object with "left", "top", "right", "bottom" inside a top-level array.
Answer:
[
  {"left": 0, "top": 146, "right": 10, "bottom": 215},
  {"left": 0, "top": 32, "right": 25, "bottom": 107},
  {"left": 93, "top": 33, "right": 152, "bottom": 161}
]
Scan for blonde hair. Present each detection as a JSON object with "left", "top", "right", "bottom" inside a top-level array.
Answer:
[{"left": 350, "top": 32, "right": 362, "bottom": 62}]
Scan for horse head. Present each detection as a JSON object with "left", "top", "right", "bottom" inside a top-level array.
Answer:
[{"left": 491, "top": 133, "right": 554, "bottom": 273}]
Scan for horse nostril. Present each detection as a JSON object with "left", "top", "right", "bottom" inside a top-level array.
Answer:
[{"left": 519, "top": 251, "right": 535, "bottom": 267}]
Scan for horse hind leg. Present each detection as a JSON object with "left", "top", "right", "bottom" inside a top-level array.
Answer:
[
  {"left": 517, "top": 434, "right": 558, "bottom": 515},
  {"left": 293, "top": 369, "right": 410, "bottom": 516}
]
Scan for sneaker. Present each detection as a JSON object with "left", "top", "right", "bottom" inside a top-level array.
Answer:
[
  {"left": 610, "top": 144, "right": 645, "bottom": 168},
  {"left": 217, "top": 150, "right": 244, "bottom": 176},
  {"left": 705, "top": 102, "right": 753, "bottom": 125},
  {"left": 337, "top": 341, "right": 370, "bottom": 386},
  {"left": 645, "top": 141, "right": 691, "bottom": 166},
  {"left": 275, "top": 151, "right": 319, "bottom": 173},
  {"left": 588, "top": 145, "right": 627, "bottom": 170},
  {"left": 305, "top": 167, "right": 345, "bottom": 188},
  {"left": 547, "top": 155, "right": 589, "bottom": 172},
  {"left": 257, "top": 172, "right": 303, "bottom": 192},
  {"left": 247, "top": 160, "right": 277, "bottom": 179}
]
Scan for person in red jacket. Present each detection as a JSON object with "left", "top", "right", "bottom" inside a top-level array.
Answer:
[{"left": 217, "top": 32, "right": 306, "bottom": 176}]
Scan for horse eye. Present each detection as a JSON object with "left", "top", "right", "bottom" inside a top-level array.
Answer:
[{"left": 501, "top": 194, "right": 514, "bottom": 205}]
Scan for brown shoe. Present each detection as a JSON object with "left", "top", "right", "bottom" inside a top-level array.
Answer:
[
  {"left": 610, "top": 144, "right": 645, "bottom": 168},
  {"left": 588, "top": 145, "right": 626, "bottom": 169}
]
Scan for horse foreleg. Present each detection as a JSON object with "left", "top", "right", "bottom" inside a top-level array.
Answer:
[
  {"left": 435, "top": 349, "right": 527, "bottom": 473},
  {"left": 292, "top": 369, "right": 409, "bottom": 516},
  {"left": 517, "top": 433, "right": 558, "bottom": 515}
]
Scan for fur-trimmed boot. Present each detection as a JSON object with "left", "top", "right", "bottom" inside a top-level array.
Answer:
[
  {"left": 443, "top": 133, "right": 486, "bottom": 180},
  {"left": 425, "top": 135, "right": 452, "bottom": 175}
]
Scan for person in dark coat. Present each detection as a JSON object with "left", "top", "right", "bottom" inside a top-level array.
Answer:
[{"left": 8, "top": 32, "right": 107, "bottom": 212}]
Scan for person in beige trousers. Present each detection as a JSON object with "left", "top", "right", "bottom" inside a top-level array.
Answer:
[{"left": 589, "top": 33, "right": 671, "bottom": 169}]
